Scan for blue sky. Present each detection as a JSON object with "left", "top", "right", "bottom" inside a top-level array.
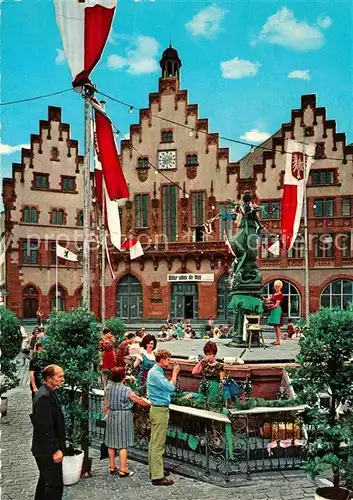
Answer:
[{"left": 1, "top": 0, "right": 353, "bottom": 184}]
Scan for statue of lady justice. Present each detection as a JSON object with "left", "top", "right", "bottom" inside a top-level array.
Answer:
[{"left": 229, "top": 191, "right": 264, "bottom": 291}]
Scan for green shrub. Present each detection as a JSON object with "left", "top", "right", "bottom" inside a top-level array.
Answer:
[
  {"left": 292, "top": 307, "right": 353, "bottom": 491},
  {"left": 0, "top": 307, "right": 22, "bottom": 396},
  {"left": 41, "top": 307, "right": 100, "bottom": 450}
]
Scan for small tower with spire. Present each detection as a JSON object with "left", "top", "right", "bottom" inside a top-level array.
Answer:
[{"left": 159, "top": 42, "right": 182, "bottom": 80}]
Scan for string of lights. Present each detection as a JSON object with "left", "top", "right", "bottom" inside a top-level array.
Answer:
[
  {"left": 0, "top": 88, "right": 73, "bottom": 106},
  {"left": 97, "top": 89, "right": 351, "bottom": 163},
  {"left": 108, "top": 119, "right": 275, "bottom": 231},
  {"left": 1, "top": 86, "right": 350, "bottom": 164}
]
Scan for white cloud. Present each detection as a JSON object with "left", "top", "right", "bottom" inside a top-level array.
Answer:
[
  {"left": 107, "top": 36, "right": 159, "bottom": 75},
  {"left": 256, "top": 7, "right": 330, "bottom": 51},
  {"left": 109, "top": 32, "right": 133, "bottom": 45},
  {"left": 107, "top": 55, "right": 126, "bottom": 69},
  {"left": 185, "top": 4, "right": 227, "bottom": 38},
  {"left": 317, "top": 15, "right": 332, "bottom": 29},
  {"left": 55, "top": 48, "right": 65, "bottom": 65},
  {"left": 0, "top": 143, "right": 30, "bottom": 155},
  {"left": 240, "top": 129, "right": 271, "bottom": 143},
  {"left": 288, "top": 69, "right": 311, "bottom": 80},
  {"left": 220, "top": 57, "right": 260, "bottom": 79}
]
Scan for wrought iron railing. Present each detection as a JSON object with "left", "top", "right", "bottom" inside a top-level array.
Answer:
[
  {"left": 88, "top": 390, "right": 309, "bottom": 483},
  {"left": 229, "top": 406, "right": 309, "bottom": 476}
]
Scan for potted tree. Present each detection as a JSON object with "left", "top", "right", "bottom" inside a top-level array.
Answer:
[
  {"left": 0, "top": 307, "right": 22, "bottom": 416},
  {"left": 41, "top": 307, "right": 100, "bottom": 485},
  {"left": 105, "top": 317, "right": 126, "bottom": 345},
  {"left": 293, "top": 307, "right": 353, "bottom": 500}
]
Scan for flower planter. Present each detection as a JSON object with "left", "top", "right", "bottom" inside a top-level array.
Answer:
[
  {"left": 0, "top": 397, "right": 8, "bottom": 417},
  {"left": 315, "top": 487, "right": 352, "bottom": 500},
  {"left": 62, "top": 450, "right": 84, "bottom": 486}
]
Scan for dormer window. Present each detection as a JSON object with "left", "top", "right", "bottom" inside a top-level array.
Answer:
[{"left": 161, "top": 129, "right": 173, "bottom": 143}]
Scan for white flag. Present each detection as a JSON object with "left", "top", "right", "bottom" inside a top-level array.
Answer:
[
  {"left": 268, "top": 240, "right": 280, "bottom": 256},
  {"left": 129, "top": 241, "right": 144, "bottom": 260},
  {"left": 56, "top": 243, "right": 78, "bottom": 262}
]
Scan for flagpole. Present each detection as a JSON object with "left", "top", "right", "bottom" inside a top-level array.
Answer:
[
  {"left": 82, "top": 86, "right": 92, "bottom": 309},
  {"left": 101, "top": 180, "right": 106, "bottom": 328},
  {"left": 55, "top": 247, "right": 59, "bottom": 312},
  {"left": 303, "top": 142, "right": 310, "bottom": 319}
]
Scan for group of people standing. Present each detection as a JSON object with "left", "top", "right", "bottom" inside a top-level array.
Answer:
[
  {"left": 28, "top": 318, "right": 244, "bottom": 499},
  {"left": 100, "top": 327, "right": 180, "bottom": 484},
  {"left": 100, "top": 325, "right": 239, "bottom": 486},
  {"left": 103, "top": 350, "right": 180, "bottom": 486}
]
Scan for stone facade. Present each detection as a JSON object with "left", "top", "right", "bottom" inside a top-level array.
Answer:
[
  {"left": 3, "top": 47, "right": 353, "bottom": 321},
  {"left": 3, "top": 106, "right": 99, "bottom": 319}
]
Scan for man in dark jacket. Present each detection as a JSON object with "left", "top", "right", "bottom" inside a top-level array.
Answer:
[{"left": 31, "top": 364, "right": 65, "bottom": 500}]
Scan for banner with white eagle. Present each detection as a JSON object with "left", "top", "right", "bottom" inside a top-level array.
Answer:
[
  {"left": 281, "top": 140, "right": 315, "bottom": 250},
  {"left": 53, "top": 0, "right": 117, "bottom": 88}
]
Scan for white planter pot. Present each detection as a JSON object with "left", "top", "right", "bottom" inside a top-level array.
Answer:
[
  {"left": 315, "top": 487, "right": 352, "bottom": 500},
  {"left": 62, "top": 450, "right": 84, "bottom": 486},
  {"left": 0, "top": 397, "right": 8, "bottom": 417}
]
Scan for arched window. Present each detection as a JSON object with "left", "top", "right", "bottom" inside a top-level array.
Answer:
[
  {"left": 23, "top": 207, "right": 38, "bottom": 223},
  {"left": 217, "top": 274, "right": 229, "bottom": 320},
  {"left": 51, "top": 285, "right": 66, "bottom": 311},
  {"left": 263, "top": 280, "right": 301, "bottom": 319},
  {"left": 51, "top": 209, "right": 65, "bottom": 225},
  {"left": 116, "top": 274, "right": 142, "bottom": 319},
  {"left": 321, "top": 279, "right": 353, "bottom": 310}
]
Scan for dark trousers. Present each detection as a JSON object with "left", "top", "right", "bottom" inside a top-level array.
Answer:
[{"left": 34, "top": 457, "right": 63, "bottom": 500}]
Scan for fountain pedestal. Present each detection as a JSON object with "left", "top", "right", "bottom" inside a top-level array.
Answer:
[{"left": 228, "top": 283, "right": 264, "bottom": 347}]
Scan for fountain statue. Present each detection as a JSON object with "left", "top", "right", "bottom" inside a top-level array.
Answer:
[{"left": 227, "top": 191, "right": 265, "bottom": 344}]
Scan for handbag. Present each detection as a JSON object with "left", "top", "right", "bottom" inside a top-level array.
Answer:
[
  {"left": 99, "top": 426, "right": 117, "bottom": 460},
  {"left": 100, "top": 441, "right": 109, "bottom": 460}
]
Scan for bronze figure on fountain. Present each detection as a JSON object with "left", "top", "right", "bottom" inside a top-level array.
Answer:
[{"left": 227, "top": 191, "right": 265, "bottom": 344}]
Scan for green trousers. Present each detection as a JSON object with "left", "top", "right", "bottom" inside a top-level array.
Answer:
[{"left": 148, "top": 406, "right": 169, "bottom": 480}]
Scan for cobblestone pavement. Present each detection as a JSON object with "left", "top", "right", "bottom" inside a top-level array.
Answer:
[{"left": 1, "top": 362, "right": 318, "bottom": 500}]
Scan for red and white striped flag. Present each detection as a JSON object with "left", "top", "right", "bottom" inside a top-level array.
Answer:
[
  {"left": 92, "top": 99, "right": 129, "bottom": 202},
  {"left": 53, "top": 0, "right": 117, "bottom": 88},
  {"left": 93, "top": 120, "right": 123, "bottom": 250},
  {"left": 224, "top": 231, "right": 236, "bottom": 257},
  {"left": 121, "top": 238, "right": 144, "bottom": 260},
  {"left": 281, "top": 140, "right": 315, "bottom": 250}
]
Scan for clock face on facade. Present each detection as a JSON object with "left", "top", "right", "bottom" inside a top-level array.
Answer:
[{"left": 158, "top": 150, "right": 177, "bottom": 170}]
